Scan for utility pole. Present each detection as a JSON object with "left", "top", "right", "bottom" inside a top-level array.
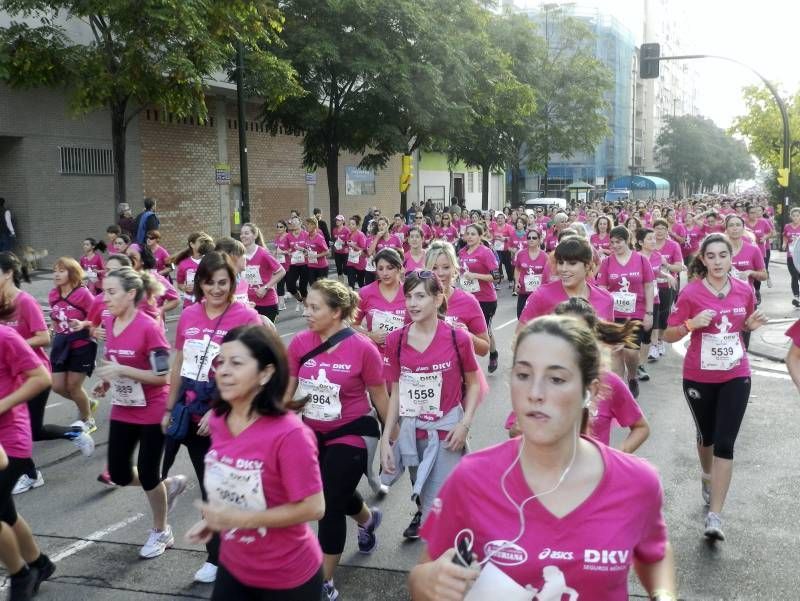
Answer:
[{"left": 236, "top": 41, "right": 250, "bottom": 225}]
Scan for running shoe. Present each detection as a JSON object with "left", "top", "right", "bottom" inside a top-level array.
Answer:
[
  {"left": 9, "top": 566, "right": 38, "bottom": 601},
  {"left": 755, "top": 290, "right": 762, "bottom": 305},
  {"left": 628, "top": 378, "right": 639, "bottom": 399},
  {"left": 193, "top": 561, "right": 218, "bottom": 583},
  {"left": 71, "top": 417, "right": 98, "bottom": 434},
  {"left": 32, "top": 554, "right": 55, "bottom": 594},
  {"left": 139, "top": 526, "right": 174, "bottom": 559},
  {"left": 321, "top": 580, "right": 340, "bottom": 601},
  {"left": 97, "top": 469, "right": 118, "bottom": 487},
  {"left": 12, "top": 471, "right": 44, "bottom": 495},
  {"left": 647, "top": 346, "right": 659, "bottom": 363},
  {"left": 512, "top": 289, "right": 517, "bottom": 296},
  {"left": 165, "top": 475, "right": 188, "bottom": 513},
  {"left": 637, "top": 365, "right": 650, "bottom": 382},
  {"left": 793, "top": 297, "right": 800, "bottom": 308},
  {"left": 658, "top": 341, "right": 666, "bottom": 356},
  {"left": 65, "top": 428, "right": 95, "bottom": 456},
  {"left": 89, "top": 397, "right": 100, "bottom": 414},
  {"left": 704, "top": 512, "right": 725, "bottom": 541},
  {"left": 295, "top": 301, "right": 302, "bottom": 313},
  {"left": 701, "top": 473, "right": 712, "bottom": 506},
  {"left": 403, "top": 511, "right": 422, "bottom": 540},
  {"left": 766, "top": 276, "right": 772, "bottom": 288},
  {"left": 357, "top": 507, "right": 382, "bottom": 554},
  {"left": 278, "top": 297, "right": 286, "bottom": 311},
  {"left": 488, "top": 351, "right": 499, "bottom": 374}
]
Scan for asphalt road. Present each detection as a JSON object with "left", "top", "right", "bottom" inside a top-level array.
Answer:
[{"left": 7, "top": 263, "right": 800, "bottom": 601}]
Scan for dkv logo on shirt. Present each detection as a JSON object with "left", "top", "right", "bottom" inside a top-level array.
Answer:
[{"left": 582, "top": 548, "right": 630, "bottom": 572}]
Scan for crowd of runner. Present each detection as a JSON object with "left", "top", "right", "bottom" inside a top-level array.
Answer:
[{"left": 0, "top": 191, "right": 796, "bottom": 600}]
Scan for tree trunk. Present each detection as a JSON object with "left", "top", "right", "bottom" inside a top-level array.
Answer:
[
  {"left": 110, "top": 101, "right": 127, "bottom": 208},
  {"left": 541, "top": 159, "right": 549, "bottom": 198},
  {"left": 326, "top": 144, "right": 340, "bottom": 218},
  {"left": 510, "top": 163, "right": 521, "bottom": 206},
  {"left": 481, "top": 165, "right": 490, "bottom": 211}
]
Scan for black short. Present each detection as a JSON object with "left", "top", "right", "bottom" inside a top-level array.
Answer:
[
  {"left": 212, "top": 564, "right": 323, "bottom": 601},
  {"left": 255, "top": 304, "right": 279, "bottom": 323},
  {"left": 478, "top": 300, "right": 497, "bottom": 328},
  {"left": 51, "top": 342, "right": 97, "bottom": 376},
  {"left": 614, "top": 317, "right": 651, "bottom": 346}
]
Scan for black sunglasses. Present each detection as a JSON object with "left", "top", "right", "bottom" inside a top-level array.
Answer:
[{"left": 528, "top": 236, "right": 539, "bottom": 240}]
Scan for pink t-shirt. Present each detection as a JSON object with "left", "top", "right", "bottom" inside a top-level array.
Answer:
[
  {"left": 245, "top": 246, "right": 281, "bottom": 307},
  {"left": 458, "top": 244, "right": 499, "bottom": 302},
  {"left": 444, "top": 289, "right": 488, "bottom": 337},
  {"left": 434, "top": 225, "right": 459, "bottom": 244},
  {"left": 175, "top": 302, "right": 263, "bottom": 368},
  {"left": 287, "top": 330, "right": 384, "bottom": 448},
  {"left": 385, "top": 322, "right": 479, "bottom": 431},
  {"left": 654, "top": 238, "right": 682, "bottom": 288},
  {"left": 152, "top": 245, "right": 170, "bottom": 273},
  {"left": 154, "top": 271, "right": 179, "bottom": 310},
  {"left": 643, "top": 252, "right": 662, "bottom": 304},
  {"left": 683, "top": 226, "right": 703, "bottom": 257},
  {"left": 346, "top": 230, "right": 368, "bottom": 270},
  {"left": 785, "top": 319, "right": 800, "bottom": 346},
  {"left": 80, "top": 253, "right": 105, "bottom": 294},
  {"left": 745, "top": 218, "right": 772, "bottom": 254},
  {"left": 590, "top": 233, "right": 611, "bottom": 255},
  {"left": 373, "top": 233, "right": 402, "bottom": 254},
  {"left": 176, "top": 256, "right": 201, "bottom": 307},
  {"left": 306, "top": 232, "right": 329, "bottom": 269},
  {"left": 207, "top": 411, "right": 323, "bottom": 590},
  {"left": 285, "top": 231, "right": 310, "bottom": 267},
  {"left": 49, "top": 286, "right": 95, "bottom": 348},
  {"left": 103, "top": 311, "right": 170, "bottom": 425},
  {"left": 520, "top": 281, "right": 615, "bottom": 324},
  {"left": 331, "top": 226, "right": 350, "bottom": 255},
  {"left": 783, "top": 223, "right": 800, "bottom": 250},
  {"left": 420, "top": 437, "right": 667, "bottom": 600},
  {"left": 668, "top": 222, "right": 687, "bottom": 245},
  {"left": 513, "top": 249, "right": 548, "bottom": 294},
  {"left": 1, "top": 291, "right": 50, "bottom": 369},
  {"left": 667, "top": 277, "right": 754, "bottom": 383},
  {"left": 544, "top": 232, "right": 559, "bottom": 252},
  {"left": 489, "top": 223, "right": 514, "bottom": 252},
  {"left": 0, "top": 326, "right": 37, "bottom": 458},
  {"left": 596, "top": 251, "right": 654, "bottom": 320},
  {"left": 703, "top": 223, "right": 725, "bottom": 236},
  {"left": 730, "top": 242, "right": 765, "bottom": 285},
  {"left": 404, "top": 251, "right": 426, "bottom": 272},
  {"left": 590, "top": 371, "right": 644, "bottom": 446},
  {"left": 88, "top": 293, "right": 111, "bottom": 327},
  {"left": 274, "top": 235, "right": 290, "bottom": 267},
  {"left": 355, "top": 282, "right": 408, "bottom": 342},
  {"left": 508, "top": 231, "right": 528, "bottom": 255}
]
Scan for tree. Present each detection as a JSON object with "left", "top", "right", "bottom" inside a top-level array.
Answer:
[
  {"left": 0, "top": 0, "right": 300, "bottom": 207},
  {"left": 730, "top": 85, "right": 800, "bottom": 203},
  {"left": 656, "top": 115, "right": 754, "bottom": 195}
]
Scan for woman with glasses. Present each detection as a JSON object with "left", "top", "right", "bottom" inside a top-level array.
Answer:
[
  {"left": 434, "top": 213, "right": 458, "bottom": 244},
  {"left": 331, "top": 215, "right": 350, "bottom": 284},
  {"left": 513, "top": 230, "right": 548, "bottom": 318},
  {"left": 145, "top": 230, "right": 171, "bottom": 281}
]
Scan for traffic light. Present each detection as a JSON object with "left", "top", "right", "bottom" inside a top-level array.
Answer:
[
  {"left": 639, "top": 43, "right": 660, "bottom": 79},
  {"left": 777, "top": 167, "right": 790, "bottom": 187},
  {"left": 400, "top": 154, "right": 412, "bottom": 193}
]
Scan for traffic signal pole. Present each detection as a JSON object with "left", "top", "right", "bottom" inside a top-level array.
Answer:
[{"left": 641, "top": 48, "right": 791, "bottom": 230}]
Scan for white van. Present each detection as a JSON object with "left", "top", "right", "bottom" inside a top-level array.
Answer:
[{"left": 524, "top": 197, "right": 568, "bottom": 215}]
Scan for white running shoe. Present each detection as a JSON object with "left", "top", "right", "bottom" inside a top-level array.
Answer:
[
  {"left": 295, "top": 300, "right": 302, "bottom": 313},
  {"left": 701, "top": 473, "right": 712, "bottom": 506},
  {"left": 139, "top": 526, "right": 174, "bottom": 559},
  {"left": 704, "top": 512, "right": 725, "bottom": 541},
  {"left": 66, "top": 429, "right": 95, "bottom": 457},
  {"left": 12, "top": 471, "right": 44, "bottom": 495},
  {"left": 278, "top": 297, "right": 286, "bottom": 311},
  {"left": 658, "top": 341, "right": 667, "bottom": 356},
  {"left": 164, "top": 475, "right": 188, "bottom": 513},
  {"left": 647, "top": 345, "right": 659, "bottom": 363},
  {"left": 193, "top": 561, "right": 218, "bottom": 583}
]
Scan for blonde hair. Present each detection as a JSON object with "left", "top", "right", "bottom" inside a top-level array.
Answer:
[
  {"left": 310, "top": 278, "right": 360, "bottom": 322},
  {"left": 425, "top": 240, "right": 459, "bottom": 272},
  {"left": 106, "top": 267, "right": 164, "bottom": 305}
]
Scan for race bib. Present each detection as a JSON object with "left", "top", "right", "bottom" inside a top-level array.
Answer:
[
  {"left": 205, "top": 458, "right": 267, "bottom": 513},
  {"left": 181, "top": 336, "right": 221, "bottom": 382},
  {"left": 244, "top": 265, "right": 262, "bottom": 286},
  {"left": 396, "top": 232, "right": 405, "bottom": 243},
  {"left": 493, "top": 239, "right": 505, "bottom": 251},
  {"left": 523, "top": 273, "right": 541, "bottom": 293},
  {"left": 460, "top": 275, "right": 480, "bottom": 294},
  {"left": 290, "top": 250, "right": 305, "bottom": 265},
  {"left": 372, "top": 310, "right": 404, "bottom": 334},
  {"left": 307, "top": 250, "right": 318, "bottom": 264},
  {"left": 186, "top": 269, "right": 196, "bottom": 287},
  {"left": 299, "top": 375, "right": 342, "bottom": 421},
  {"left": 700, "top": 332, "right": 743, "bottom": 370},
  {"left": 444, "top": 315, "right": 460, "bottom": 328},
  {"left": 365, "top": 257, "right": 377, "bottom": 272},
  {"left": 86, "top": 268, "right": 97, "bottom": 282},
  {"left": 348, "top": 249, "right": 361, "bottom": 264},
  {"left": 730, "top": 267, "right": 747, "bottom": 281},
  {"left": 613, "top": 291, "right": 637, "bottom": 314},
  {"left": 110, "top": 377, "right": 146, "bottom": 407},
  {"left": 276, "top": 251, "right": 286, "bottom": 263},
  {"left": 399, "top": 371, "right": 442, "bottom": 418},
  {"left": 459, "top": 225, "right": 466, "bottom": 234},
  {"left": 334, "top": 239, "right": 344, "bottom": 251}
]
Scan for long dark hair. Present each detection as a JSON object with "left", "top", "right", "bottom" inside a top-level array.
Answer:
[
  {"left": 0, "top": 252, "right": 30, "bottom": 320},
  {"left": 689, "top": 233, "right": 731, "bottom": 280},
  {"left": 213, "top": 325, "right": 289, "bottom": 417}
]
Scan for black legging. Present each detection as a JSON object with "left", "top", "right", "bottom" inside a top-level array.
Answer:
[
  {"left": 364, "top": 271, "right": 376, "bottom": 285},
  {"left": 277, "top": 274, "right": 286, "bottom": 297},
  {"left": 754, "top": 249, "right": 770, "bottom": 293},
  {"left": 317, "top": 443, "right": 367, "bottom": 555},
  {"left": 162, "top": 422, "right": 219, "bottom": 565},
  {"left": 108, "top": 421, "right": 164, "bottom": 491},
  {"left": 347, "top": 266, "right": 365, "bottom": 289},
  {"left": 255, "top": 304, "right": 279, "bottom": 323},
  {"left": 0, "top": 457, "right": 35, "bottom": 525},
  {"left": 516, "top": 293, "right": 530, "bottom": 319},
  {"left": 26, "top": 387, "right": 75, "bottom": 479},
  {"left": 498, "top": 250, "right": 513, "bottom": 283},
  {"left": 789, "top": 257, "right": 800, "bottom": 297},
  {"left": 683, "top": 377, "right": 750, "bottom": 460},
  {"left": 306, "top": 267, "right": 328, "bottom": 287},
  {"left": 334, "top": 253, "right": 348, "bottom": 276},
  {"left": 285, "top": 265, "right": 308, "bottom": 300}
]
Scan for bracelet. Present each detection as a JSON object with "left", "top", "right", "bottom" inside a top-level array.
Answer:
[
  {"left": 459, "top": 422, "right": 471, "bottom": 431},
  {"left": 650, "top": 589, "right": 676, "bottom": 601}
]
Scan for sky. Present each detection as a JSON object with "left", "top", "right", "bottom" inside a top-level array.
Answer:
[{"left": 516, "top": 0, "right": 800, "bottom": 129}]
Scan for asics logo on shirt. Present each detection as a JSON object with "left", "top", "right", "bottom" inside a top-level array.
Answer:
[{"left": 538, "top": 548, "right": 574, "bottom": 561}]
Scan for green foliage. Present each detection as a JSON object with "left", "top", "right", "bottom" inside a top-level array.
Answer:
[{"left": 656, "top": 115, "right": 754, "bottom": 194}]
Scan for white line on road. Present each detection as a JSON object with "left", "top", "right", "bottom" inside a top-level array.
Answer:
[
  {"left": 50, "top": 513, "right": 145, "bottom": 564},
  {"left": 45, "top": 402, "right": 63, "bottom": 409},
  {"left": 280, "top": 331, "right": 297, "bottom": 338},
  {"left": 495, "top": 318, "right": 517, "bottom": 331}
]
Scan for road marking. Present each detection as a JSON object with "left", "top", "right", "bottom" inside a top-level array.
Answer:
[
  {"left": 50, "top": 513, "right": 145, "bottom": 563},
  {"left": 46, "top": 402, "right": 63, "bottom": 409},
  {"left": 495, "top": 318, "right": 517, "bottom": 331},
  {"left": 279, "top": 331, "right": 297, "bottom": 338}
]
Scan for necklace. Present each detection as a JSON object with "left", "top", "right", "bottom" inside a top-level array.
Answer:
[{"left": 704, "top": 277, "right": 729, "bottom": 299}]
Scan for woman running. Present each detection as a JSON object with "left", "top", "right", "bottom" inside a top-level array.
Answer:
[
  {"left": 783, "top": 207, "right": 800, "bottom": 307},
  {"left": 651, "top": 219, "right": 684, "bottom": 360},
  {"left": 434, "top": 212, "right": 458, "bottom": 244},
  {"left": 363, "top": 220, "right": 380, "bottom": 286},
  {"left": 664, "top": 234, "right": 768, "bottom": 542},
  {"left": 112, "top": 233, "right": 131, "bottom": 254},
  {"left": 725, "top": 214, "right": 767, "bottom": 350},
  {"left": 458, "top": 224, "right": 500, "bottom": 373},
  {"left": 489, "top": 212, "right": 514, "bottom": 289},
  {"left": 305, "top": 216, "right": 330, "bottom": 287},
  {"left": 0, "top": 323, "right": 58, "bottom": 599},
  {"left": 404, "top": 227, "right": 426, "bottom": 272},
  {"left": 353, "top": 249, "right": 407, "bottom": 351},
  {"left": 744, "top": 204, "right": 773, "bottom": 304},
  {"left": 126, "top": 244, "right": 180, "bottom": 323},
  {"left": 80, "top": 238, "right": 107, "bottom": 294},
  {"left": 512, "top": 228, "right": 548, "bottom": 318},
  {"left": 145, "top": 230, "right": 171, "bottom": 279},
  {"left": 369, "top": 217, "right": 402, "bottom": 258},
  {"left": 596, "top": 226, "right": 654, "bottom": 397},
  {"left": 49, "top": 257, "right": 98, "bottom": 433},
  {"left": 285, "top": 279, "right": 389, "bottom": 601},
  {"left": 517, "top": 237, "right": 615, "bottom": 335},
  {"left": 284, "top": 217, "right": 310, "bottom": 312},
  {"left": 240, "top": 223, "right": 284, "bottom": 322},
  {"left": 590, "top": 215, "right": 613, "bottom": 257},
  {"left": 345, "top": 216, "right": 367, "bottom": 289},
  {"left": 187, "top": 325, "right": 325, "bottom": 600},
  {"left": 381, "top": 271, "right": 482, "bottom": 523},
  {"left": 331, "top": 215, "right": 350, "bottom": 283},
  {"left": 93, "top": 267, "right": 186, "bottom": 559},
  {"left": 162, "top": 251, "right": 263, "bottom": 583},
  {"left": 1, "top": 253, "right": 94, "bottom": 496},
  {"left": 409, "top": 314, "right": 674, "bottom": 601},
  {"left": 171, "top": 232, "right": 215, "bottom": 309}
]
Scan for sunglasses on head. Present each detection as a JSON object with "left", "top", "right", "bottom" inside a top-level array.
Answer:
[{"left": 412, "top": 269, "right": 435, "bottom": 280}]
